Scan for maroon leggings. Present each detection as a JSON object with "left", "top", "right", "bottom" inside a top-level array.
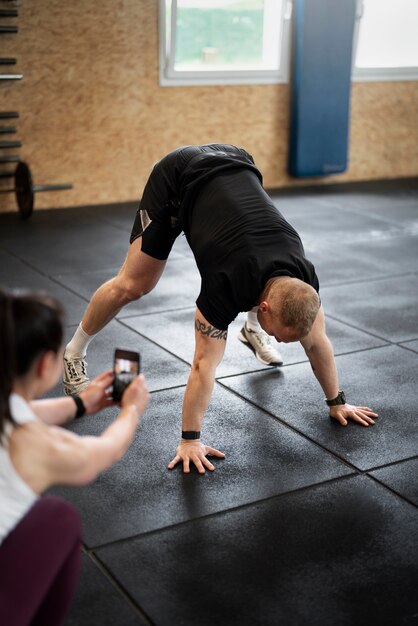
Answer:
[{"left": 0, "top": 496, "right": 81, "bottom": 626}]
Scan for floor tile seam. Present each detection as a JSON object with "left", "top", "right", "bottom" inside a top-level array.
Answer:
[
  {"left": 320, "top": 271, "right": 418, "bottom": 289},
  {"left": 364, "top": 453, "right": 418, "bottom": 473},
  {"left": 49, "top": 265, "right": 125, "bottom": 278},
  {"left": 46, "top": 274, "right": 97, "bottom": 303},
  {"left": 1, "top": 245, "right": 56, "bottom": 279},
  {"left": 84, "top": 551, "right": 156, "bottom": 625},
  {"left": 400, "top": 338, "right": 418, "bottom": 345},
  {"left": 320, "top": 271, "right": 417, "bottom": 291},
  {"left": 316, "top": 201, "right": 418, "bottom": 222},
  {"left": 323, "top": 315, "right": 399, "bottom": 344},
  {"left": 115, "top": 318, "right": 195, "bottom": 368},
  {"left": 216, "top": 343, "right": 395, "bottom": 381},
  {"left": 215, "top": 379, "right": 362, "bottom": 473},
  {"left": 55, "top": 266, "right": 122, "bottom": 279},
  {"left": 397, "top": 342, "right": 418, "bottom": 355},
  {"left": 149, "top": 382, "right": 187, "bottom": 395},
  {"left": 114, "top": 319, "right": 395, "bottom": 373},
  {"left": 319, "top": 199, "right": 418, "bottom": 221},
  {"left": 364, "top": 473, "right": 418, "bottom": 511},
  {"left": 117, "top": 304, "right": 196, "bottom": 320},
  {"left": 269, "top": 177, "right": 418, "bottom": 195},
  {"left": 215, "top": 364, "right": 291, "bottom": 380},
  {"left": 62, "top": 305, "right": 196, "bottom": 330},
  {"left": 88, "top": 473, "right": 359, "bottom": 552},
  {"left": 84, "top": 214, "right": 133, "bottom": 235}
]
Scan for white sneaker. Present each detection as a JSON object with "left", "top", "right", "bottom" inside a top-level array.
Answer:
[
  {"left": 238, "top": 323, "right": 283, "bottom": 366},
  {"left": 63, "top": 354, "right": 90, "bottom": 395}
]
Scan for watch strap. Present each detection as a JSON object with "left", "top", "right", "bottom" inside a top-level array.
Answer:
[
  {"left": 325, "top": 390, "right": 346, "bottom": 406},
  {"left": 182, "top": 430, "right": 201, "bottom": 440},
  {"left": 73, "top": 394, "right": 86, "bottom": 418}
]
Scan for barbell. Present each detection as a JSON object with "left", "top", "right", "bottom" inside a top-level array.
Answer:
[{"left": 0, "top": 161, "right": 73, "bottom": 218}]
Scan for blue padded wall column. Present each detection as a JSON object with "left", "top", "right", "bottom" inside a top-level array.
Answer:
[{"left": 288, "top": 0, "right": 357, "bottom": 177}]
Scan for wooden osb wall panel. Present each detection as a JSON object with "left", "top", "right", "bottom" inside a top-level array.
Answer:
[{"left": 0, "top": 0, "right": 417, "bottom": 213}]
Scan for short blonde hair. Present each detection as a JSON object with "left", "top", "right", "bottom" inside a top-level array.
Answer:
[{"left": 267, "top": 277, "right": 320, "bottom": 338}]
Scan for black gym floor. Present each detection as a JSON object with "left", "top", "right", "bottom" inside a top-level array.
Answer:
[{"left": 1, "top": 178, "right": 418, "bottom": 626}]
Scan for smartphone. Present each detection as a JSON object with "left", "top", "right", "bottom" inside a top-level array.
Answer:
[{"left": 112, "top": 348, "right": 141, "bottom": 402}]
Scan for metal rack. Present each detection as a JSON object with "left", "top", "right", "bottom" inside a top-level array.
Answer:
[{"left": 0, "top": 3, "right": 73, "bottom": 218}]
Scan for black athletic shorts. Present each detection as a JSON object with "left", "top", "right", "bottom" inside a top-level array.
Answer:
[
  {"left": 130, "top": 208, "right": 182, "bottom": 261},
  {"left": 129, "top": 144, "right": 259, "bottom": 261}
]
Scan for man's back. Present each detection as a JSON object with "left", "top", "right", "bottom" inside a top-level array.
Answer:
[{"left": 187, "top": 168, "right": 318, "bottom": 330}]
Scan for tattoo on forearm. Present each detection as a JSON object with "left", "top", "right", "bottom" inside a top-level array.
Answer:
[{"left": 195, "top": 320, "right": 227, "bottom": 341}]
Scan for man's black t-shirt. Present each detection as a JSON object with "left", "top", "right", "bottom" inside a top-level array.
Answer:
[
  {"left": 137, "top": 144, "right": 319, "bottom": 330},
  {"left": 190, "top": 169, "right": 319, "bottom": 330}
]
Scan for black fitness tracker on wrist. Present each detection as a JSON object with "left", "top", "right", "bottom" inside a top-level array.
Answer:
[
  {"left": 181, "top": 430, "right": 201, "bottom": 440},
  {"left": 325, "top": 390, "right": 346, "bottom": 406},
  {"left": 73, "top": 394, "right": 86, "bottom": 418}
]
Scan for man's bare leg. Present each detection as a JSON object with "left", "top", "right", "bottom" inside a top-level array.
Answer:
[
  {"left": 63, "top": 236, "right": 166, "bottom": 394},
  {"left": 82, "top": 237, "right": 166, "bottom": 334}
]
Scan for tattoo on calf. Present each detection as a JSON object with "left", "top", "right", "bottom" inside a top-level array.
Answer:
[{"left": 195, "top": 319, "right": 227, "bottom": 340}]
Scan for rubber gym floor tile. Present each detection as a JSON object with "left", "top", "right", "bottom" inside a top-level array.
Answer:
[
  {"left": 370, "top": 457, "right": 418, "bottom": 508},
  {"left": 48, "top": 384, "right": 352, "bottom": 547},
  {"left": 59, "top": 319, "right": 191, "bottom": 394},
  {"left": 84, "top": 201, "right": 138, "bottom": 233},
  {"left": 266, "top": 191, "right": 332, "bottom": 213},
  {"left": 305, "top": 233, "right": 418, "bottom": 286},
  {"left": 0, "top": 207, "right": 93, "bottom": 246},
  {"left": 329, "top": 200, "right": 418, "bottom": 231},
  {"left": 276, "top": 178, "right": 418, "bottom": 212},
  {"left": 0, "top": 208, "right": 129, "bottom": 275},
  {"left": 399, "top": 339, "right": 418, "bottom": 354},
  {"left": 270, "top": 203, "right": 405, "bottom": 248},
  {"left": 320, "top": 274, "right": 418, "bottom": 343},
  {"left": 65, "top": 553, "right": 146, "bottom": 626},
  {"left": 0, "top": 250, "right": 89, "bottom": 325},
  {"left": 54, "top": 255, "right": 201, "bottom": 319},
  {"left": 123, "top": 308, "right": 387, "bottom": 378},
  {"left": 94, "top": 475, "right": 418, "bottom": 626},
  {"left": 124, "top": 308, "right": 270, "bottom": 376},
  {"left": 316, "top": 180, "right": 418, "bottom": 211},
  {"left": 83, "top": 205, "right": 196, "bottom": 260},
  {"left": 221, "top": 345, "right": 418, "bottom": 472}
]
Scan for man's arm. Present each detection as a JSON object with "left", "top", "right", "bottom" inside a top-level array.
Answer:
[
  {"left": 300, "top": 306, "right": 378, "bottom": 427},
  {"left": 167, "top": 308, "right": 226, "bottom": 473}
]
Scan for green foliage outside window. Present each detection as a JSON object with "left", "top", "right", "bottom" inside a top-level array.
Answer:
[{"left": 175, "top": 4, "right": 264, "bottom": 66}]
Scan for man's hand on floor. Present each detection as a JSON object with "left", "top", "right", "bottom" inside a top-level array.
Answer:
[
  {"left": 329, "top": 403, "right": 378, "bottom": 427},
  {"left": 167, "top": 440, "right": 225, "bottom": 474}
]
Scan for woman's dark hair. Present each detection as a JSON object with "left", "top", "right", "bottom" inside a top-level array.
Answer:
[{"left": 0, "top": 289, "right": 64, "bottom": 437}]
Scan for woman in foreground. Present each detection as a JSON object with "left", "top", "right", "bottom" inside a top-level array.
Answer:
[{"left": 0, "top": 289, "right": 149, "bottom": 626}]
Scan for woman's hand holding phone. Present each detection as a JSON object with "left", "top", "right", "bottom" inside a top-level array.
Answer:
[
  {"left": 79, "top": 370, "right": 115, "bottom": 414},
  {"left": 120, "top": 375, "right": 150, "bottom": 418}
]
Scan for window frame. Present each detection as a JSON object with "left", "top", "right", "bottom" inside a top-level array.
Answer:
[
  {"left": 351, "top": 0, "right": 418, "bottom": 82},
  {"left": 158, "top": 0, "right": 418, "bottom": 86},
  {"left": 158, "top": 0, "right": 293, "bottom": 87}
]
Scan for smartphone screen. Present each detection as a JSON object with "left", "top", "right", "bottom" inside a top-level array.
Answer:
[{"left": 113, "top": 349, "right": 140, "bottom": 402}]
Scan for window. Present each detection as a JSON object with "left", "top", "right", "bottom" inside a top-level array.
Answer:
[
  {"left": 353, "top": 0, "right": 418, "bottom": 81},
  {"left": 159, "top": 0, "right": 292, "bottom": 86}
]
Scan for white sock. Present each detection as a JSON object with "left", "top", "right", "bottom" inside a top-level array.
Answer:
[
  {"left": 65, "top": 323, "right": 95, "bottom": 358},
  {"left": 246, "top": 308, "right": 262, "bottom": 332}
]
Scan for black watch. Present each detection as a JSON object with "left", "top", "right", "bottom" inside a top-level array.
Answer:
[
  {"left": 182, "top": 430, "right": 201, "bottom": 440},
  {"left": 72, "top": 394, "right": 86, "bottom": 418},
  {"left": 325, "top": 390, "right": 346, "bottom": 406}
]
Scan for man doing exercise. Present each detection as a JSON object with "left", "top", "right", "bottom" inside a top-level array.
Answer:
[{"left": 63, "top": 144, "right": 377, "bottom": 473}]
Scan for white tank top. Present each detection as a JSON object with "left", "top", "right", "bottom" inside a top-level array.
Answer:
[{"left": 0, "top": 393, "right": 39, "bottom": 545}]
